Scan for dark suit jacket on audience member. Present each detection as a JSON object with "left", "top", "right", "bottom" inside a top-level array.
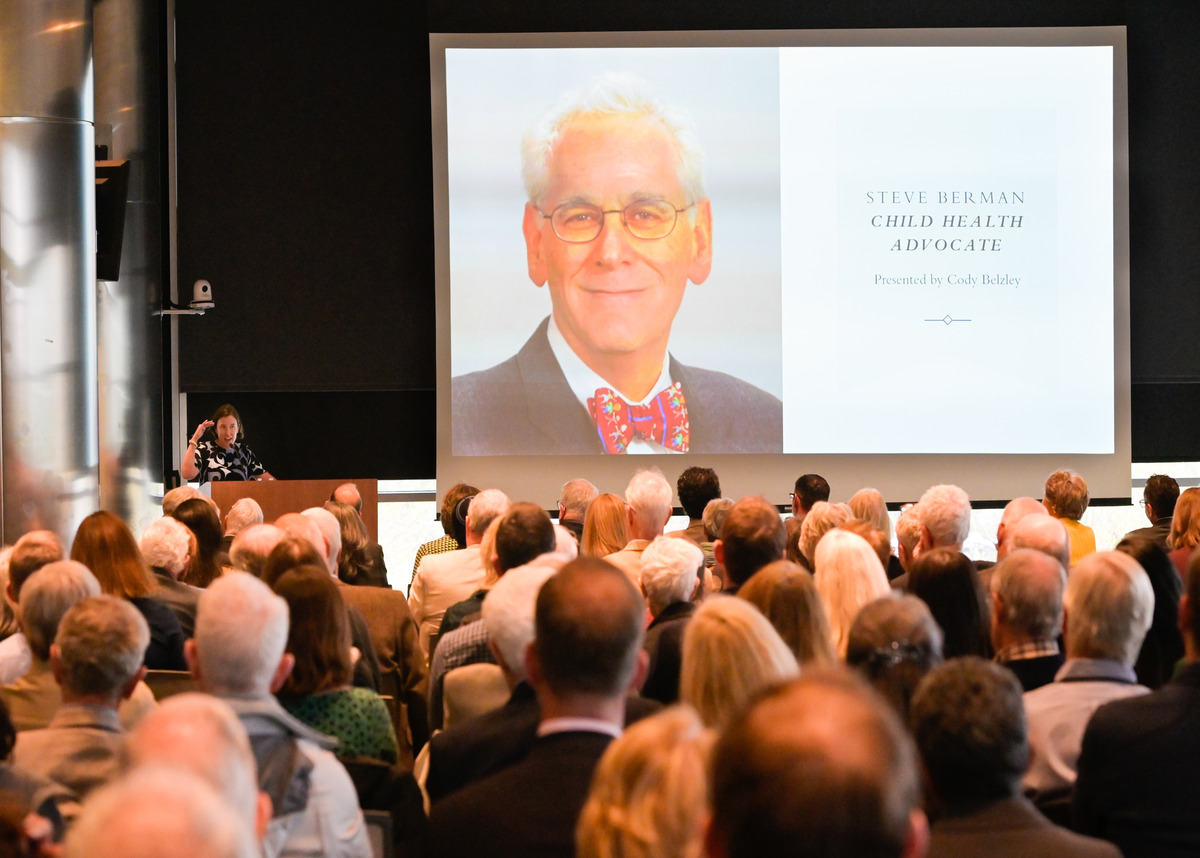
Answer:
[
  {"left": 927, "top": 797, "right": 1120, "bottom": 858},
  {"left": 452, "top": 318, "right": 782, "bottom": 455},
  {"left": 1000, "top": 653, "right": 1065, "bottom": 693},
  {"left": 428, "top": 730, "right": 613, "bottom": 858},
  {"left": 1123, "top": 517, "right": 1173, "bottom": 551},
  {"left": 1075, "top": 662, "right": 1200, "bottom": 858},
  {"left": 425, "top": 681, "right": 660, "bottom": 805},
  {"left": 640, "top": 601, "right": 695, "bottom": 705}
]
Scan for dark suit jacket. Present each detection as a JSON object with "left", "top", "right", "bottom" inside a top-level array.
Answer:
[
  {"left": 1000, "top": 653, "right": 1065, "bottom": 692},
  {"left": 452, "top": 317, "right": 782, "bottom": 455},
  {"left": 641, "top": 601, "right": 696, "bottom": 705},
  {"left": 428, "top": 730, "right": 613, "bottom": 858},
  {"left": 425, "top": 681, "right": 660, "bottom": 804},
  {"left": 1075, "top": 662, "right": 1200, "bottom": 857},
  {"left": 928, "top": 798, "right": 1120, "bottom": 858},
  {"left": 1122, "top": 517, "right": 1172, "bottom": 551}
]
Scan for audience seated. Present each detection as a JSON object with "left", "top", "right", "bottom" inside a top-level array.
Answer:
[
  {"left": 1043, "top": 470, "right": 1096, "bottom": 566},
  {"left": 172, "top": 497, "right": 226, "bottom": 586},
  {"left": 1115, "top": 534, "right": 1184, "bottom": 689},
  {"left": 1, "top": 562, "right": 154, "bottom": 732},
  {"left": 813, "top": 529, "right": 890, "bottom": 658},
  {"left": 606, "top": 470, "right": 674, "bottom": 587},
  {"left": 708, "top": 669, "right": 927, "bottom": 858},
  {"left": 908, "top": 548, "right": 992, "bottom": 661},
  {"left": 581, "top": 493, "right": 630, "bottom": 558},
  {"left": 790, "top": 473, "right": 830, "bottom": 530},
  {"left": 667, "top": 466, "right": 721, "bottom": 548},
  {"left": 557, "top": 478, "right": 598, "bottom": 544},
  {"left": 428, "top": 557, "right": 648, "bottom": 858},
  {"left": 1124, "top": 473, "right": 1178, "bottom": 550},
  {"left": 11, "top": 595, "right": 150, "bottom": 818},
  {"left": 221, "top": 498, "right": 264, "bottom": 564},
  {"left": 1023, "top": 550, "right": 1154, "bottom": 825},
  {"left": 738, "top": 560, "right": 835, "bottom": 667},
  {"left": 1166, "top": 485, "right": 1200, "bottom": 579},
  {"left": 0, "top": 531, "right": 64, "bottom": 685},
  {"left": 69, "top": 511, "right": 187, "bottom": 671},
  {"left": 139, "top": 516, "right": 203, "bottom": 637},
  {"left": 1007, "top": 514, "right": 1072, "bottom": 570},
  {"left": 272, "top": 566, "right": 399, "bottom": 764},
  {"left": 915, "top": 484, "right": 972, "bottom": 557},
  {"left": 911, "top": 657, "right": 1119, "bottom": 858},
  {"left": 846, "top": 594, "right": 944, "bottom": 720},
  {"left": 228, "top": 523, "right": 286, "bottom": 578},
  {"left": 639, "top": 536, "right": 703, "bottom": 704},
  {"left": 797, "top": 501, "right": 852, "bottom": 571},
  {"left": 324, "top": 500, "right": 389, "bottom": 588},
  {"left": 576, "top": 706, "right": 714, "bottom": 858},
  {"left": 185, "top": 572, "right": 370, "bottom": 858},
  {"left": 850, "top": 487, "right": 904, "bottom": 579},
  {"left": 680, "top": 596, "right": 798, "bottom": 730},
  {"left": 988, "top": 548, "right": 1066, "bottom": 689},
  {"left": 411, "top": 482, "right": 478, "bottom": 578},
  {"left": 714, "top": 496, "right": 786, "bottom": 595},
  {"left": 894, "top": 505, "right": 921, "bottom": 579},
  {"left": 995, "top": 497, "right": 1049, "bottom": 561}
]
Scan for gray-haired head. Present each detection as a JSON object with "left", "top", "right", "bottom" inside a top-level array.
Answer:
[
  {"left": 522, "top": 73, "right": 705, "bottom": 207},
  {"left": 20, "top": 560, "right": 100, "bottom": 661},
  {"left": 1065, "top": 550, "right": 1155, "bottom": 666},
  {"left": 640, "top": 535, "right": 702, "bottom": 616},
  {"left": 559, "top": 478, "right": 599, "bottom": 522},
  {"left": 224, "top": 498, "right": 264, "bottom": 537},
  {"left": 917, "top": 484, "right": 972, "bottom": 551},
  {"left": 467, "top": 489, "right": 512, "bottom": 541},
  {"left": 192, "top": 572, "right": 289, "bottom": 697},
  {"left": 228, "top": 523, "right": 286, "bottom": 579},
  {"left": 1008, "top": 514, "right": 1071, "bottom": 570},
  {"left": 162, "top": 485, "right": 203, "bottom": 516},
  {"left": 140, "top": 516, "right": 192, "bottom": 579},
  {"left": 482, "top": 563, "right": 559, "bottom": 681},
  {"left": 54, "top": 594, "right": 150, "bottom": 703}
]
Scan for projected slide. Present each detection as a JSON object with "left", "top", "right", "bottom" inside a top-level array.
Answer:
[{"left": 443, "top": 42, "right": 1115, "bottom": 457}]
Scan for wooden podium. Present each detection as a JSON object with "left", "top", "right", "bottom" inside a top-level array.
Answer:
[{"left": 208, "top": 479, "right": 378, "bottom": 540}]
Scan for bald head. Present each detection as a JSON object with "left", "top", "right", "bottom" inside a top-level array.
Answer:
[
  {"left": 995, "top": 497, "right": 1048, "bottom": 560},
  {"left": 228, "top": 523, "right": 286, "bottom": 578},
  {"left": 332, "top": 483, "right": 362, "bottom": 512},
  {"left": 274, "top": 513, "right": 324, "bottom": 559},
  {"left": 709, "top": 671, "right": 925, "bottom": 858},
  {"left": 989, "top": 548, "right": 1065, "bottom": 647},
  {"left": 1008, "top": 514, "right": 1071, "bottom": 570}
]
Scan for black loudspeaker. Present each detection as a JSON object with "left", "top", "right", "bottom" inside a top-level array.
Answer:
[{"left": 95, "top": 159, "right": 130, "bottom": 282}]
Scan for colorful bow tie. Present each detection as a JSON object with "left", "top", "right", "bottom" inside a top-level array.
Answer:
[{"left": 587, "top": 383, "right": 690, "bottom": 454}]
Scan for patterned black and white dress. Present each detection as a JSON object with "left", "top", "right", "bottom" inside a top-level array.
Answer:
[{"left": 193, "top": 440, "right": 266, "bottom": 482}]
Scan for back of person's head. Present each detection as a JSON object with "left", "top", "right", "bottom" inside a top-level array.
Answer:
[
  {"left": 495, "top": 502, "right": 557, "bottom": 574},
  {"left": 709, "top": 670, "right": 924, "bottom": 858},
  {"left": 1116, "top": 534, "right": 1184, "bottom": 681},
  {"left": 576, "top": 706, "right": 714, "bottom": 858},
  {"left": 849, "top": 487, "right": 891, "bottom": 541},
  {"left": 988, "top": 548, "right": 1065, "bottom": 643},
  {"left": 261, "top": 535, "right": 325, "bottom": 588},
  {"left": 66, "top": 766, "right": 258, "bottom": 858},
  {"left": 624, "top": 470, "right": 673, "bottom": 537},
  {"left": 846, "top": 595, "right": 944, "bottom": 721},
  {"left": 738, "top": 560, "right": 835, "bottom": 667},
  {"left": 123, "top": 693, "right": 261, "bottom": 840},
  {"left": 911, "top": 657, "right": 1027, "bottom": 808},
  {"left": 1043, "top": 470, "right": 1089, "bottom": 521},
  {"left": 1143, "top": 473, "right": 1180, "bottom": 518},
  {"left": 224, "top": 498, "right": 263, "bottom": 537},
  {"left": 533, "top": 557, "right": 645, "bottom": 698},
  {"left": 228, "top": 523, "right": 286, "bottom": 578},
  {"left": 173, "top": 498, "right": 225, "bottom": 586},
  {"left": 331, "top": 482, "right": 363, "bottom": 513},
  {"left": 552, "top": 525, "right": 580, "bottom": 560},
  {"left": 70, "top": 510, "right": 154, "bottom": 599},
  {"left": 703, "top": 497, "right": 734, "bottom": 543},
  {"left": 482, "top": 563, "right": 558, "bottom": 680},
  {"left": 839, "top": 518, "right": 892, "bottom": 572},
  {"left": 793, "top": 474, "right": 830, "bottom": 512},
  {"left": 785, "top": 516, "right": 806, "bottom": 567},
  {"left": 162, "top": 485, "right": 203, "bottom": 517},
  {"left": 798, "top": 501, "right": 852, "bottom": 566},
  {"left": 192, "top": 572, "right": 289, "bottom": 697},
  {"left": 916, "top": 484, "right": 971, "bottom": 549},
  {"left": 995, "top": 497, "right": 1048, "bottom": 559},
  {"left": 273, "top": 513, "right": 325, "bottom": 560},
  {"left": 581, "top": 493, "right": 630, "bottom": 558},
  {"left": 813, "top": 529, "right": 890, "bottom": 658},
  {"left": 1168, "top": 487, "right": 1200, "bottom": 551},
  {"left": 639, "top": 535, "right": 702, "bottom": 616},
  {"left": 442, "top": 482, "right": 480, "bottom": 542},
  {"left": 908, "top": 548, "right": 992, "bottom": 659},
  {"left": 676, "top": 467, "right": 721, "bottom": 521},
  {"left": 8, "top": 530, "right": 65, "bottom": 600},
  {"left": 140, "top": 516, "right": 192, "bottom": 578},
  {"left": 719, "top": 497, "right": 786, "bottom": 587},
  {"left": 1007, "top": 514, "right": 1071, "bottom": 569},
  {"left": 323, "top": 500, "right": 369, "bottom": 579},
  {"left": 680, "top": 596, "right": 799, "bottom": 730},
  {"left": 273, "top": 566, "right": 352, "bottom": 696},
  {"left": 559, "top": 478, "right": 599, "bottom": 522},
  {"left": 300, "top": 507, "right": 341, "bottom": 577},
  {"left": 894, "top": 507, "right": 921, "bottom": 562},
  {"left": 467, "top": 489, "right": 511, "bottom": 541},
  {"left": 54, "top": 594, "right": 150, "bottom": 702},
  {"left": 20, "top": 561, "right": 100, "bottom": 661},
  {"left": 1065, "top": 550, "right": 1155, "bottom": 666}
]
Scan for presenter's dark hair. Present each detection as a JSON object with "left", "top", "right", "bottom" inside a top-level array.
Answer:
[
  {"left": 677, "top": 467, "right": 721, "bottom": 520},
  {"left": 210, "top": 403, "right": 244, "bottom": 441},
  {"left": 794, "top": 474, "right": 830, "bottom": 511}
]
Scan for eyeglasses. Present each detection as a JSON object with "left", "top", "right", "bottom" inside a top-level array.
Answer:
[{"left": 539, "top": 199, "right": 691, "bottom": 243}]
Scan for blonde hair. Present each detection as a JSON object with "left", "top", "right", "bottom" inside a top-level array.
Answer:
[
  {"left": 849, "top": 488, "right": 891, "bottom": 542},
  {"left": 738, "top": 561, "right": 835, "bottom": 667},
  {"left": 1044, "top": 470, "right": 1089, "bottom": 521},
  {"left": 1168, "top": 487, "right": 1200, "bottom": 551},
  {"left": 479, "top": 517, "right": 503, "bottom": 586},
  {"left": 583, "top": 494, "right": 630, "bottom": 558},
  {"left": 798, "top": 502, "right": 852, "bottom": 565},
  {"left": 680, "top": 596, "right": 799, "bottom": 730},
  {"left": 577, "top": 706, "right": 714, "bottom": 858},
  {"left": 813, "top": 529, "right": 890, "bottom": 658}
]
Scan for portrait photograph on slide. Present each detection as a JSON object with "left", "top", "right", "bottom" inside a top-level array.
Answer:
[{"left": 444, "top": 47, "right": 783, "bottom": 456}]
